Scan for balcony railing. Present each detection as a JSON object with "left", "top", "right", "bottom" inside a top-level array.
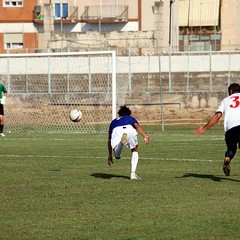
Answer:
[
  {"left": 33, "top": 5, "right": 78, "bottom": 21},
  {"left": 81, "top": 5, "right": 128, "bottom": 22}
]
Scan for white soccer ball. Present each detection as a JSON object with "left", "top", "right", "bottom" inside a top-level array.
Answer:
[{"left": 69, "top": 109, "right": 82, "bottom": 122}]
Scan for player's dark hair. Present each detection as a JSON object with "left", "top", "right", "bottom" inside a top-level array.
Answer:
[
  {"left": 228, "top": 83, "right": 240, "bottom": 95},
  {"left": 118, "top": 105, "right": 131, "bottom": 116}
]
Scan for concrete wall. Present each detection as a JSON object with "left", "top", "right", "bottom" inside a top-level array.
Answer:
[{"left": 221, "top": 0, "right": 240, "bottom": 50}]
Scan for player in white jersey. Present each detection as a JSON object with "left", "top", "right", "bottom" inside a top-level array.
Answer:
[
  {"left": 107, "top": 105, "right": 150, "bottom": 180},
  {"left": 193, "top": 83, "right": 240, "bottom": 176}
]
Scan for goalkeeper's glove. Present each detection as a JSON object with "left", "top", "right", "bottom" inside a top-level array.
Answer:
[{"left": 0, "top": 96, "right": 6, "bottom": 105}]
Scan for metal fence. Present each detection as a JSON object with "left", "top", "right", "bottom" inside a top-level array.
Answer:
[
  {"left": 1, "top": 46, "right": 239, "bottom": 94},
  {"left": 1, "top": 47, "right": 237, "bottom": 129}
]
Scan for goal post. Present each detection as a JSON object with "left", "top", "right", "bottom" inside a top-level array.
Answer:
[
  {"left": 0, "top": 50, "right": 128, "bottom": 133},
  {"left": 111, "top": 50, "right": 117, "bottom": 120}
]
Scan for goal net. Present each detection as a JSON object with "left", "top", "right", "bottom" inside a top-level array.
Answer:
[{"left": 0, "top": 51, "right": 129, "bottom": 133}]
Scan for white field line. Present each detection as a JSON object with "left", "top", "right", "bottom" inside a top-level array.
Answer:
[
  {"left": 0, "top": 154, "right": 216, "bottom": 162},
  {"left": 2, "top": 137, "right": 224, "bottom": 142}
]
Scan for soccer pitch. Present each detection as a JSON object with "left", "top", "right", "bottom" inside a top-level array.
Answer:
[{"left": 1, "top": 125, "right": 240, "bottom": 240}]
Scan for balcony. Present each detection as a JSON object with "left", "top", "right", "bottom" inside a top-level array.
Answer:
[
  {"left": 33, "top": 4, "right": 79, "bottom": 23},
  {"left": 81, "top": 5, "right": 128, "bottom": 23}
]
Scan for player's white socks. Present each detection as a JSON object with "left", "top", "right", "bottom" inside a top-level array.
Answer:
[
  {"left": 114, "top": 141, "right": 123, "bottom": 159},
  {"left": 131, "top": 151, "right": 139, "bottom": 174}
]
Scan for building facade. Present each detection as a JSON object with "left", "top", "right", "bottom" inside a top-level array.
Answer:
[
  {"left": 0, "top": 0, "right": 239, "bottom": 53},
  {"left": 0, "top": 0, "right": 38, "bottom": 52}
]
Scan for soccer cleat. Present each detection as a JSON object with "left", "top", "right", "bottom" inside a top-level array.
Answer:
[
  {"left": 130, "top": 173, "right": 141, "bottom": 180},
  {"left": 223, "top": 157, "right": 231, "bottom": 176},
  {"left": 121, "top": 133, "right": 127, "bottom": 145},
  {"left": 0, "top": 133, "right": 5, "bottom": 137}
]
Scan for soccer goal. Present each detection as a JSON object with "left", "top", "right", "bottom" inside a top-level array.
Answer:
[{"left": 0, "top": 50, "right": 129, "bottom": 133}]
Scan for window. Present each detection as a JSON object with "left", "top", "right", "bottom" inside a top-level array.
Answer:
[
  {"left": 4, "top": 1, "right": 23, "bottom": 7},
  {"left": 5, "top": 43, "right": 23, "bottom": 49},
  {"left": 179, "top": 34, "right": 221, "bottom": 52},
  {"left": 54, "top": 3, "right": 68, "bottom": 19},
  {"left": 4, "top": 33, "right": 23, "bottom": 50}
]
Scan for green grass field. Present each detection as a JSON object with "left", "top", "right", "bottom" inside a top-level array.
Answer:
[{"left": 1, "top": 125, "right": 240, "bottom": 240}]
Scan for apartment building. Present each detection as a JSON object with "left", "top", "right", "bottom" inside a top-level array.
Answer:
[
  {"left": 0, "top": 0, "right": 177, "bottom": 53},
  {"left": 0, "top": 0, "right": 38, "bottom": 52},
  {"left": 34, "top": 0, "right": 143, "bottom": 50},
  {"left": 0, "top": 0, "right": 239, "bottom": 53}
]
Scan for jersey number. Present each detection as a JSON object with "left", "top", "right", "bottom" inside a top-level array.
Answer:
[{"left": 230, "top": 96, "right": 240, "bottom": 108}]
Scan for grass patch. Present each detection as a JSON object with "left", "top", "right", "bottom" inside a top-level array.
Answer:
[{"left": 1, "top": 125, "right": 240, "bottom": 239}]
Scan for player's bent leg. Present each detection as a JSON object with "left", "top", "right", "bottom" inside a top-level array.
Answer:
[
  {"left": 113, "top": 142, "right": 123, "bottom": 159},
  {"left": 224, "top": 130, "right": 238, "bottom": 176},
  {"left": 113, "top": 145, "right": 122, "bottom": 159},
  {"left": 113, "top": 133, "right": 128, "bottom": 159}
]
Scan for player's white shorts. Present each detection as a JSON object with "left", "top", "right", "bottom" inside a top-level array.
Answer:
[{"left": 111, "top": 124, "right": 138, "bottom": 150}]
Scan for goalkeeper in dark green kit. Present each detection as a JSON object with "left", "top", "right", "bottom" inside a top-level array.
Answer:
[{"left": 0, "top": 83, "right": 7, "bottom": 137}]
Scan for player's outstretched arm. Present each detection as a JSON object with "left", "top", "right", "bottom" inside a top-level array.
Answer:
[
  {"left": 134, "top": 123, "right": 150, "bottom": 144},
  {"left": 193, "top": 112, "right": 222, "bottom": 135}
]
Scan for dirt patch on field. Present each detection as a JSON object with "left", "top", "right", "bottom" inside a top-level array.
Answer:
[{"left": 130, "top": 105, "right": 217, "bottom": 125}]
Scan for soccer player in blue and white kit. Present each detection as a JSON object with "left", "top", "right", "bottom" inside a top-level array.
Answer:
[
  {"left": 108, "top": 105, "right": 150, "bottom": 180},
  {"left": 194, "top": 83, "right": 240, "bottom": 176}
]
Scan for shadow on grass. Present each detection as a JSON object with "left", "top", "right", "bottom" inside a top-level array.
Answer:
[
  {"left": 177, "top": 173, "right": 240, "bottom": 182},
  {"left": 90, "top": 173, "right": 129, "bottom": 180}
]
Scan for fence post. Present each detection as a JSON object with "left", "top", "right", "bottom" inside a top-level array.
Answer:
[
  {"left": 88, "top": 54, "right": 92, "bottom": 93},
  {"left": 7, "top": 49, "right": 10, "bottom": 94},
  {"left": 168, "top": 45, "right": 172, "bottom": 92},
  {"left": 158, "top": 53, "right": 164, "bottom": 132},
  {"left": 67, "top": 53, "right": 70, "bottom": 95},
  {"left": 128, "top": 47, "right": 132, "bottom": 92},
  {"left": 228, "top": 41, "right": 231, "bottom": 86},
  {"left": 147, "top": 54, "right": 150, "bottom": 92},
  {"left": 25, "top": 54, "right": 28, "bottom": 94},
  {"left": 47, "top": 48, "right": 51, "bottom": 94},
  {"left": 209, "top": 45, "right": 212, "bottom": 91},
  {"left": 186, "top": 45, "right": 190, "bottom": 92}
]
